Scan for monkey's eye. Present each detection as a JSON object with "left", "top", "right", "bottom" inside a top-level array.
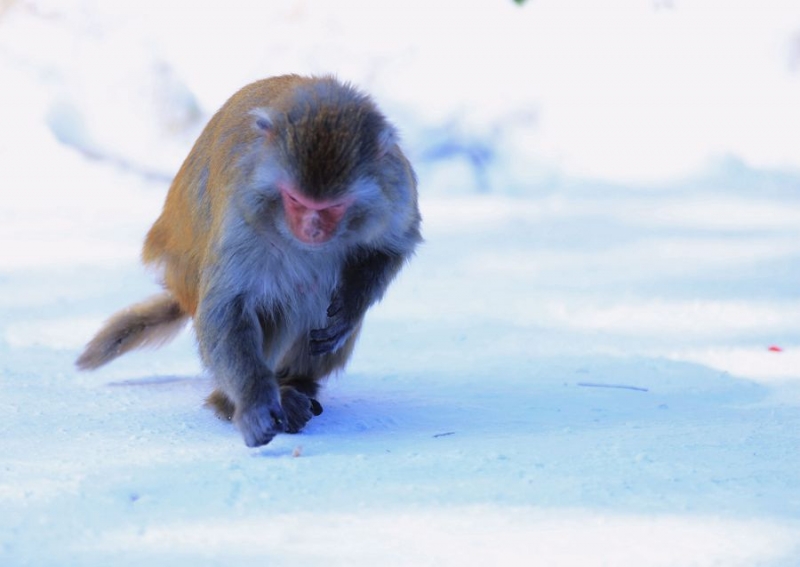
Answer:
[
  {"left": 318, "top": 202, "right": 349, "bottom": 226},
  {"left": 280, "top": 193, "right": 307, "bottom": 228},
  {"left": 282, "top": 191, "right": 305, "bottom": 213}
]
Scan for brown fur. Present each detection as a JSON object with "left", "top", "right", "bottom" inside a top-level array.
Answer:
[{"left": 75, "top": 293, "right": 188, "bottom": 370}]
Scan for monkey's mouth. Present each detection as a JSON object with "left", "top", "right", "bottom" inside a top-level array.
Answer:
[
  {"left": 297, "top": 228, "right": 333, "bottom": 245},
  {"left": 290, "top": 216, "right": 337, "bottom": 245}
]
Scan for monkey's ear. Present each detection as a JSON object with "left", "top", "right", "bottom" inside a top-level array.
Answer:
[
  {"left": 377, "top": 124, "right": 399, "bottom": 157},
  {"left": 250, "top": 108, "right": 275, "bottom": 135}
]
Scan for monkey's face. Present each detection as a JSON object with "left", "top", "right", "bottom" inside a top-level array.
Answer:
[{"left": 279, "top": 184, "right": 352, "bottom": 245}]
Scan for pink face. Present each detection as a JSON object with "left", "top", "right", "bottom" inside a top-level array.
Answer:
[{"left": 280, "top": 185, "right": 352, "bottom": 245}]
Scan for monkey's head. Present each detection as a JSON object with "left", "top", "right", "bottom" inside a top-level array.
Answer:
[{"left": 249, "top": 78, "right": 399, "bottom": 248}]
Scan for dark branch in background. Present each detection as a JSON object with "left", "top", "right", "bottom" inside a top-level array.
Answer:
[
  {"left": 44, "top": 97, "right": 191, "bottom": 185},
  {"left": 420, "top": 130, "right": 495, "bottom": 193},
  {"left": 59, "top": 143, "right": 174, "bottom": 184}
]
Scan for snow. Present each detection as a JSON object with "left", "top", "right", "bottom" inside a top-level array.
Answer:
[{"left": 2, "top": 1, "right": 800, "bottom": 566}]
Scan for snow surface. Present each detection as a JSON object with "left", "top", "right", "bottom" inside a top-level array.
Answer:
[{"left": 1, "top": 1, "right": 800, "bottom": 566}]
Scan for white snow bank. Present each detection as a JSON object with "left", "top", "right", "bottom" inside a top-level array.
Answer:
[{"left": 2, "top": 0, "right": 799, "bottom": 187}]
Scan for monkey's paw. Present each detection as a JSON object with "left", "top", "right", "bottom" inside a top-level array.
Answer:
[
  {"left": 236, "top": 401, "right": 287, "bottom": 448},
  {"left": 280, "top": 386, "right": 323, "bottom": 433},
  {"left": 309, "top": 314, "right": 354, "bottom": 356}
]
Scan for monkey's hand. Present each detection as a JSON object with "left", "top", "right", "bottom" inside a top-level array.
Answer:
[
  {"left": 309, "top": 295, "right": 357, "bottom": 355},
  {"left": 310, "top": 248, "right": 405, "bottom": 355},
  {"left": 235, "top": 390, "right": 288, "bottom": 447}
]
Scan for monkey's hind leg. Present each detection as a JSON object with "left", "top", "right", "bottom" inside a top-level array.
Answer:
[
  {"left": 205, "top": 381, "right": 321, "bottom": 433},
  {"left": 205, "top": 389, "right": 236, "bottom": 421},
  {"left": 278, "top": 326, "right": 361, "bottom": 432}
]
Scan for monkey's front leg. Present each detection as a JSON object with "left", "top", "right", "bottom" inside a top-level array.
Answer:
[
  {"left": 196, "top": 293, "right": 286, "bottom": 447},
  {"left": 310, "top": 249, "right": 405, "bottom": 355}
]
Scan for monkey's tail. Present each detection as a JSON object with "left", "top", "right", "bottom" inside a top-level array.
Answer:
[{"left": 75, "top": 292, "right": 189, "bottom": 370}]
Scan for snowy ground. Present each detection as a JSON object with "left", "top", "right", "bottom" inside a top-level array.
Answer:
[{"left": 2, "top": 2, "right": 800, "bottom": 566}]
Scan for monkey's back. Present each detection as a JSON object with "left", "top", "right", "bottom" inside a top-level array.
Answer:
[{"left": 141, "top": 75, "right": 313, "bottom": 315}]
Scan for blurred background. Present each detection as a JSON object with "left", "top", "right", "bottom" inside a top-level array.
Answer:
[{"left": 2, "top": 0, "right": 799, "bottom": 193}]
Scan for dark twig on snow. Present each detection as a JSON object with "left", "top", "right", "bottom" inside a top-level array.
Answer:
[{"left": 577, "top": 382, "right": 649, "bottom": 393}]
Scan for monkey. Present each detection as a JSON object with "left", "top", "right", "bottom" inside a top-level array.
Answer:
[{"left": 76, "top": 75, "right": 422, "bottom": 447}]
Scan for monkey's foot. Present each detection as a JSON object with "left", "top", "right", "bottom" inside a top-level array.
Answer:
[
  {"left": 205, "top": 389, "right": 235, "bottom": 421},
  {"left": 280, "top": 386, "right": 323, "bottom": 434}
]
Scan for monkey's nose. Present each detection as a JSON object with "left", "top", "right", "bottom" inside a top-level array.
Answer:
[{"left": 299, "top": 214, "right": 330, "bottom": 244}]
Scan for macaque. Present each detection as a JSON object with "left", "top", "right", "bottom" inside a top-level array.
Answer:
[{"left": 76, "top": 75, "right": 422, "bottom": 447}]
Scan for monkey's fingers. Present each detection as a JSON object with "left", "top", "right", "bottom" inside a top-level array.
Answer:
[
  {"left": 326, "top": 296, "right": 345, "bottom": 318},
  {"left": 237, "top": 403, "right": 287, "bottom": 447},
  {"left": 309, "top": 319, "right": 352, "bottom": 355}
]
